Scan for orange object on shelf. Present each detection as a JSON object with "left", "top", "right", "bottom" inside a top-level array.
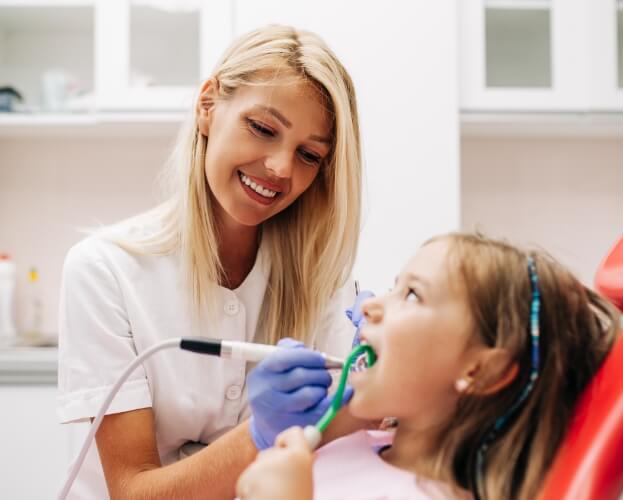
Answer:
[{"left": 595, "top": 236, "right": 623, "bottom": 311}]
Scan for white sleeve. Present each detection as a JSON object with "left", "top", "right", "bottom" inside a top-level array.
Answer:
[
  {"left": 312, "top": 278, "right": 358, "bottom": 358},
  {"left": 56, "top": 238, "right": 152, "bottom": 424}
]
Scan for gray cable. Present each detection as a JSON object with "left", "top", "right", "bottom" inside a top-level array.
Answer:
[{"left": 57, "top": 338, "right": 180, "bottom": 500}]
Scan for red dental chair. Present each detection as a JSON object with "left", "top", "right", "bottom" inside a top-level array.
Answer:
[{"left": 539, "top": 236, "right": 623, "bottom": 500}]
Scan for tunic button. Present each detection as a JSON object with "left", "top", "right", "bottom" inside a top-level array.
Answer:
[
  {"left": 224, "top": 299, "right": 239, "bottom": 315},
  {"left": 225, "top": 385, "right": 242, "bottom": 400}
]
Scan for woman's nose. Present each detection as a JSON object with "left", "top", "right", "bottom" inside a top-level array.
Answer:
[{"left": 265, "top": 150, "right": 295, "bottom": 179}]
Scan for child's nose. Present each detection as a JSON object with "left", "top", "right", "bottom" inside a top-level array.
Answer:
[{"left": 362, "top": 298, "right": 383, "bottom": 323}]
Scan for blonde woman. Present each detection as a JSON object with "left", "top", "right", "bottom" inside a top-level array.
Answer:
[{"left": 57, "top": 25, "right": 363, "bottom": 499}]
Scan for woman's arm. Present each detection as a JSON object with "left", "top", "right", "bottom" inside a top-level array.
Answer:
[{"left": 96, "top": 408, "right": 257, "bottom": 500}]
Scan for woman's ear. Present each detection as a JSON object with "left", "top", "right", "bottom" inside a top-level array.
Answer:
[
  {"left": 196, "top": 78, "right": 219, "bottom": 136},
  {"left": 456, "top": 348, "right": 518, "bottom": 396}
]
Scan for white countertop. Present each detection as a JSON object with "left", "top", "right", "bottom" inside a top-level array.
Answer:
[{"left": 0, "top": 346, "right": 58, "bottom": 385}]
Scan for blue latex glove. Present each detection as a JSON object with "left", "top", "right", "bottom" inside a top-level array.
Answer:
[
  {"left": 248, "top": 338, "right": 353, "bottom": 450},
  {"left": 345, "top": 290, "right": 375, "bottom": 347}
]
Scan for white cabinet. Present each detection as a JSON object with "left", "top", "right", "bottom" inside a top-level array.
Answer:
[
  {"left": 94, "top": 0, "right": 231, "bottom": 111},
  {"left": 459, "top": 0, "right": 623, "bottom": 111},
  {"left": 0, "top": 0, "right": 232, "bottom": 114},
  {"left": 0, "top": 1, "right": 95, "bottom": 113},
  {"left": 0, "top": 385, "right": 68, "bottom": 499}
]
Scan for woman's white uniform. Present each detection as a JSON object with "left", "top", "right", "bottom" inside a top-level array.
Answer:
[{"left": 57, "top": 232, "right": 357, "bottom": 499}]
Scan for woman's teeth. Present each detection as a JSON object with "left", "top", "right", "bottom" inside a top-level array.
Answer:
[{"left": 239, "top": 172, "right": 277, "bottom": 198}]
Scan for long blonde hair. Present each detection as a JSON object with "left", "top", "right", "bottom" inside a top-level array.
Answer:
[
  {"left": 108, "top": 25, "right": 362, "bottom": 345},
  {"left": 427, "top": 233, "right": 620, "bottom": 500}
]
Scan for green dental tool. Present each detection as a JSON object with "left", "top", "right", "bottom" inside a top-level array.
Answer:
[{"left": 304, "top": 343, "right": 377, "bottom": 449}]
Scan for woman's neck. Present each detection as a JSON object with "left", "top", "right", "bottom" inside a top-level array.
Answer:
[{"left": 216, "top": 214, "right": 260, "bottom": 290}]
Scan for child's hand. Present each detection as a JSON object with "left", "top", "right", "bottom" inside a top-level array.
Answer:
[{"left": 236, "top": 426, "right": 314, "bottom": 500}]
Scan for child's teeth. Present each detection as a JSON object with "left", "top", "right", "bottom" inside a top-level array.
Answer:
[{"left": 352, "top": 353, "right": 369, "bottom": 372}]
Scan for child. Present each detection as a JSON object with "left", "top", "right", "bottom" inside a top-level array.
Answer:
[{"left": 236, "top": 232, "right": 621, "bottom": 500}]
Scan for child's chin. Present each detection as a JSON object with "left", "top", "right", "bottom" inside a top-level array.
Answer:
[{"left": 347, "top": 393, "right": 376, "bottom": 420}]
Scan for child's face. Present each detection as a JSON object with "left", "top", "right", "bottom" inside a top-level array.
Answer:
[
  {"left": 203, "top": 79, "right": 332, "bottom": 228},
  {"left": 350, "top": 239, "right": 478, "bottom": 427}
]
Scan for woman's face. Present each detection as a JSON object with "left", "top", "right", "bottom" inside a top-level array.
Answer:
[
  {"left": 201, "top": 78, "right": 332, "bottom": 228},
  {"left": 350, "top": 240, "right": 478, "bottom": 427}
]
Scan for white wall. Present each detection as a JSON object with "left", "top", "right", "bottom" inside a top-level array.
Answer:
[
  {"left": 461, "top": 136, "right": 623, "bottom": 285},
  {"left": 0, "top": 137, "right": 170, "bottom": 335}
]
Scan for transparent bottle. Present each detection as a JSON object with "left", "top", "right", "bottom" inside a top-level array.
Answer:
[
  {"left": 0, "top": 254, "right": 17, "bottom": 344},
  {"left": 23, "top": 267, "right": 43, "bottom": 340}
]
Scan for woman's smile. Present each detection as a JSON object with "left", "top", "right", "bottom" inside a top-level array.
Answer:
[{"left": 237, "top": 170, "right": 282, "bottom": 206}]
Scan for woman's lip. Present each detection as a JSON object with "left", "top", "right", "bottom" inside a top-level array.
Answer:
[
  {"left": 238, "top": 175, "right": 279, "bottom": 206},
  {"left": 239, "top": 171, "right": 284, "bottom": 193}
]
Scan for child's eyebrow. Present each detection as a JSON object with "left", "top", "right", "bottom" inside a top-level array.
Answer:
[{"left": 395, "top": 272, "right": 430, "bottom": 289}]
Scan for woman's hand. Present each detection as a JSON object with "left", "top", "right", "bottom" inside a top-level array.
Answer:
[
  {"left": 236, "top": 427, "right": 314, "bottom": 500},
  {"left": 248, "top": 338, "right": 353, "bottom": 450}
]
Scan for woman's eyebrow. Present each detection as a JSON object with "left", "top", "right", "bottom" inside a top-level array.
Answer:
[
  {"left": 253, "top": 105, "right": 331, "bottom": 144},
  {"left": 254, "top": 105, "right": 292, "bottom": 128}
]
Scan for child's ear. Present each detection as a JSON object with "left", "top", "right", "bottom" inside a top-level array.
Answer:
[
  {"left": 457, "top": 348, "right": 518, "bottom": 396},
  {"left": 196, "top": 78, "right": 219, "bottom": 136}
]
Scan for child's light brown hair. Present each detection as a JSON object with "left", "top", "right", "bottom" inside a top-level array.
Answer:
[{"left": 428, "top": 233, "right": 620, "bottom": 500}]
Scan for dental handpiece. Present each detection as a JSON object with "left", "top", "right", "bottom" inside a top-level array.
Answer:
[{"left": 179, "top": 337, "right": 345, "bottom": 369}]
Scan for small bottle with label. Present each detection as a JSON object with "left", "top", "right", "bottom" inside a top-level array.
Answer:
[
  {"left": 23, "top": 267, "right": 43, "bottom": 341},
  {"left": 0, "top": 254, "right": 17, "bottom": 345}
]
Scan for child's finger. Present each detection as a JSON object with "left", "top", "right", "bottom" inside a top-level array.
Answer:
[{"left": 275, "top": 426, "right": 309, "bottom": 450}]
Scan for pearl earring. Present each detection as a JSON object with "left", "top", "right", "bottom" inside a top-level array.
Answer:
[{"left": 455, "top": 378, "right": 470, "bottom": 393}]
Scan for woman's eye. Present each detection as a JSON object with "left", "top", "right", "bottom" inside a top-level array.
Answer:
[
  {"left": 248, "top": 119, "right": 275, "bottom": 137},
  {"left": 298, "top": 148, "right": 322, "bottom": 166}
]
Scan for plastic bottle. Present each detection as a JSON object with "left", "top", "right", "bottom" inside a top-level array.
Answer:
[
  {"left": 24, "top": 267, "right": 43, "bottom": 340},
  {"left": 0, "top": 254, "right": 17, "bottom": 344}
]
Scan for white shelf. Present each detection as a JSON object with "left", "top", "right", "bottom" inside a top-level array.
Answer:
[
  {"left": 461, "top": 112, "right": 623, "bottom": 137},
  {"left": 0, "top": 112, "right": 186, "bottom": 137},
  {"left": 0, "top": 346, "right": 57, "bottom": 385},
  {"left": 4, "top": 112, "right": 623, "bottom": 139}
]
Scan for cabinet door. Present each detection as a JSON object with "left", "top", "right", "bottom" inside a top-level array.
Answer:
[
  {"left": 95, "top": 0, "right": 231, "bottom": 111},
  {"left": 459, "top": 0, "right": 591, "bottom": 111},
  {"left": 0, "top": 386, "right": 67, "bottom": 499},
  {"left": 589, "top": 0, "right": 623, "bottom": 110}
]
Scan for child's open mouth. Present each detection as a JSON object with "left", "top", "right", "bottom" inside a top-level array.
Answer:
[{"left": 350, "top": 343, "right": 377, "bottom": 373}]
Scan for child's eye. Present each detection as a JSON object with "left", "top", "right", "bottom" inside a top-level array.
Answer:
[
  {"left": 406, "top": 288, "right": 420, "bottom": 302},
  {"left": 297, "top": 148, "right": 322, "bottom": 166},
  {"left": 247, "top": 119, "right": 275, "bottom": 137}
]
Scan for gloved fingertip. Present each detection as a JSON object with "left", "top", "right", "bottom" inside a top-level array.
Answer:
[
  {"left": 342, "top": 385, "right": 354, "bottom": 404},
  {"left": 249, "top": 416, "right": 271, "bottom": 451},
  {"left": 345, "top": 308, "right": 353, "bottom": 320}
]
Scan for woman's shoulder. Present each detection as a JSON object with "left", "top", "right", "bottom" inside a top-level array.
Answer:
[{"left": 64, "top": 231, "right": 132, "bottom": 267}]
